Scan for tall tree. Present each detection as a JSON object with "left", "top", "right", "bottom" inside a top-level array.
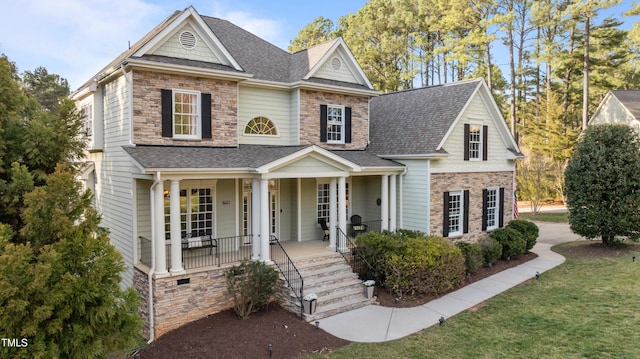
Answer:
[
  {"left": 22, "top": 66, "right": 70, "bottom": 113},
  {"left": 288, "top": 16, "right": 337, "bottom": 53}
]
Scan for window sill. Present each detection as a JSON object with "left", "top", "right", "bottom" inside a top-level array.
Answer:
[{"left": 447, "top": 233, "right": 463, "bottom": 239}]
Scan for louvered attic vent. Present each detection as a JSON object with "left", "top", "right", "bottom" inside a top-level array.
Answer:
[{"left": 179, "top": 31, "right": 197, "bottom": 50}]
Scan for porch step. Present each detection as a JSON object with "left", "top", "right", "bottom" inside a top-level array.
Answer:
[{"left": 275, "top": 252, "right": 377, "bottom": 322}]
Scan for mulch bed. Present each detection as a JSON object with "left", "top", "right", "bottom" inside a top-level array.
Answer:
[{"left": 137, "top": 252, "right": 539, "bottom": 359}]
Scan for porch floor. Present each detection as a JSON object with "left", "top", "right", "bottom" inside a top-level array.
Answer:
[{"left": 280, "top": 239, "right": 336, "bottom": 260}]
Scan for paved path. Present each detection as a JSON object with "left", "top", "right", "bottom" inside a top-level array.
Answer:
[{"left": 317, "top": 222, "right": 583, "bottom": 342}]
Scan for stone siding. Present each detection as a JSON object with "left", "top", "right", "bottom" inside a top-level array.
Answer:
[
  {"left": 430, "top": 171, "right": 514, "bottom": 242},
  {"left": 133, "top": 267, "right": 150, "bottom": 339},
  {"left": 152, "top": 268, "right": 234, "bottom": 338},
  {"left": 132, "top": 70, "right": 237, "bottom": 147},
  {"left": 299, "top": 89, "right": 369, "bottom": 150}
]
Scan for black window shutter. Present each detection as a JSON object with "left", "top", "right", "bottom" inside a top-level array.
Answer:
[
  {"left": 499, "top": 187, "right": 505, "bottom": 228},
  {"left": 345, "top": 107, "right": 352, "bottom": 143},
  {"left": 463, "top": 124, "right": 470, "bottom": 161},
  {"left": 320, "top": 105, "right": 328, "bottom": 142},
  {"left": 463, "top": 190, "right": 469, "bottom": 234},
  {"left": 443, "top": 192, "right": 450, "bottom": 237},
  {"left": 482, "top": 125, "right": 488, "bottom": 161},
  {"left": 201, "top": 93, "right": 212, "bottom": 139},
  {"left": 482, "top": 189, "right": 488, "bottom": 231},
  {"left": 161, "top": 89, "right": 173, "bottom": 137}
]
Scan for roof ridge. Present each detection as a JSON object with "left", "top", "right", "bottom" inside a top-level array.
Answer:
[{"left": 376, "top": 78, "right": 482, "bottom": 98}]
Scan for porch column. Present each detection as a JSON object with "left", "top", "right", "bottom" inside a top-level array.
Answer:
[
  {"left": 381, "top": 175, "right": 389, "bottom": 231},
  {"left": 329, "top": 177, "right": 337, "bottom": 248},
  {"left": 251, "top": 179, "right": 260, "bottom": 260},
  {"left": 260, "top": 178, "right": 271, "bottom": 262},
  {"left": 338, "top": 176, "right": 347, "bottom": 251},
  {"left": 389, "top": 174, "right": 397, "bottom": 231},
  {"left": 169, "top": 180, "right": 184, "bottom": 274},
  {"left": 153, "top": 180, "right": 168, "bottom": 276}
]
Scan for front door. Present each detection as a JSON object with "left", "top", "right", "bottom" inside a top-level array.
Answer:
[{"left": 269, "top": 189, "right": 279, "bottom": 238}]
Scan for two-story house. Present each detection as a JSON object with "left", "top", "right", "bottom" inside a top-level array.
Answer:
[{"left": 72, "top": 6, "right": 521, "bottom": 339}]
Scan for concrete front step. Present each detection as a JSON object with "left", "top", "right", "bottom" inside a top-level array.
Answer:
[{"left": 304, "top": 295, "right": 377, "bottom": 322}]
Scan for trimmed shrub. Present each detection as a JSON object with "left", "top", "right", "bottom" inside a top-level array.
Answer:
[
  {"left": 489, "top": 227, "right": 526, "bottom": 259},
  {"left": 383, "top": 236, "right": 465, "bottom": 298},
  {"left": 456, "top": 241, "right": 483, "bottom": 274},
  {"left": 506, "top": 219, "right": 539, "bottom": 251},
  {"left": 478, "top": 236, "right": 502, "bottom": 267},
  {"left": 225, "top": 260, "right": 279, "bottom": 319},
  {"left": 355, "top": 230, "right": 406, "bottom": 282}
]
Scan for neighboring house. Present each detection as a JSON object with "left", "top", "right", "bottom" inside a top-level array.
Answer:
[
  {"left": 589, "top": 90, "right": 640, "bottom": 133},
  {"left": 72, "top": 6, "right": 521, "bottom": 339},
  {"left": 370, "top": 80, "right": 523, "bottom": 241}
]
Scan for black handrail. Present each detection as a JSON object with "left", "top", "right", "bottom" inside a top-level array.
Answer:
[
  {"left": 336, "top": 227, "right": 376, "bottom": 280},
  {"left": 269, "top": 235, "right": 305, "bottom": 318}
]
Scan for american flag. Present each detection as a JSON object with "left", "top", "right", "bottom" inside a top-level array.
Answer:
[{"left": 513, "top": 191, "right": 519, "bottom": 218}]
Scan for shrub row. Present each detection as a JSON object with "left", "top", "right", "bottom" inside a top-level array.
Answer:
[{"left": 356, "top": 231, "right": 465, "bottom": 299}]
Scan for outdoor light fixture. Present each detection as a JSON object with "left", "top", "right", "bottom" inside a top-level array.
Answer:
[
  {"left": 315, "top": 321, "right": 320, "bottom": 328},
  {"left": 268, "top": 343, "right": 272, "bottom": 357},
  {"left": 439, "top": 316, "right": 445, "bottom": 326},
  {"left": 535, "top": 271, "right": 540, "bottom": 280},
  {"left": 633, "top": 255, "right": 637, "bottom": 262}
]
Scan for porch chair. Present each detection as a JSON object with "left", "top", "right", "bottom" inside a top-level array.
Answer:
[
  {"left": 319, "top": 218, "right": 330, "bottom": 241},
  {"left": 350, "top": 214, "right": 368, "bottom": 237}
]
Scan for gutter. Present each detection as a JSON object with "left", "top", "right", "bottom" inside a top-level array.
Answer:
[
  {"left": 399, "top": 166, "right": 408, "bottom": 228},
  {"left": 147, "top": 171, "right": 162, "bottom": 343}
]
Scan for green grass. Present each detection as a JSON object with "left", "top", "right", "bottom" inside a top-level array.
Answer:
[
  {"left": 312, "top": 242, "right": 640, "bottom": 359},
  {"left": 518, "top": 212, "right": 568, "bottom": 223}
]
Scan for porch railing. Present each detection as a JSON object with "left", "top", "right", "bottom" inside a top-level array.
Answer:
[
  {"left": 269, "top": 235, "right": 304, "bottom": 318},
  {"left": 137, "top": 235, "right": 253, "bottom": 270},
  {"left": 336, "top": 228, "right": 376, "bottom": 280},
  {"left": 362, "top": 219, "right": 383, "bottom": 234}
]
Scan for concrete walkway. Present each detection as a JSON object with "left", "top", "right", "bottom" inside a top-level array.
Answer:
[{"left": 317, "top": 222, "right": 584, "bottom": 342}]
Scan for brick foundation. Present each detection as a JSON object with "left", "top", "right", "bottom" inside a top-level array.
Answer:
[{"left": 430, "top": 171, "right": 514, "bottom": 242}]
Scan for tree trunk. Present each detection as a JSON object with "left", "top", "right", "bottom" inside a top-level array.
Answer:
[{"left": 582, "top": 16, "right": 590, "bottom": 130}]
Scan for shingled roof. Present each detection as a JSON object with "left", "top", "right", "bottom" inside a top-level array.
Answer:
[
  {"left": 368, "top": 79, "right": 482, "bottom": 156},
  {"left": 611, "top": 90, "right": 640, "bottom": 120}
]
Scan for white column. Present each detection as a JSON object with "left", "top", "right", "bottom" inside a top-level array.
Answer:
[
  {"left": 338, "top": 176, "right": 347, "bottom": 251},
  {"left": 154, "top": 181, "right": 168, "bottom": 276},
  {"left": 381, "top": 175, "right": 389, "bottom": 231},
  {"left": 260, "top": 179, "right": 271, "bottom": 262},
  {"left": 390, "top": 174, "right": 397, "bottom": 231},
  {"left": 329, "top": 178, "right": 337, "bottom": 248},
  {"left": 251, "top": 179, "right": 260, "bottom": 260},
  {"left": 169, "top": 180, "right": 184, "bottom": 274}
]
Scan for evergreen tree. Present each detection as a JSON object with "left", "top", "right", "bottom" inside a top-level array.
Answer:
[
  {"left": 288, "top": 16, "right": 337, "bottom": 53},
  {"left": 564, "top": 124, "right": 640, "bottom": 246}
]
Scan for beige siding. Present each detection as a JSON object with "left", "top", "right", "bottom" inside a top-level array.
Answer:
[
  {"left": 291, "top": 89, "right": 300, "bottom": 144},
  {"left": 397, "top": 160, "right": 430, "bottom": 232},
  {"left": 431, "top": 95, "right": 515, "bottom": 173},
  {"left": 279, "top": 179, "right": 294, "bottom": 241},
  {"left": 274, "top": 156, "right": 343, "bottom": 174},
  {"left": 591, "top": 96, "right": 638, "bottom": 132},
  {"left": 136, "top": 180, "right": 152, "bottom": 239},
  {"left": 314, "top": 52, "right": 359, "bottom": 84},
  {"left": 238, "top": 87, "right": 294, "bottom": 145},
  {"left": 98, "top": 75, "right": 138, "bottom": 286},
  {"left": 152, "top": 24, "right": 221, "bottom": 64},
  {"left": 300, "top": 178, "right": 321, "bottom": 241},
  {"left": 351, "top": 176, "right": 381, "bottom": 222}
]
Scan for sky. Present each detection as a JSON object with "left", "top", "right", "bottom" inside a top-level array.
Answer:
[{"left": 0, "top": 0, "right": 637, "bottom": 91}]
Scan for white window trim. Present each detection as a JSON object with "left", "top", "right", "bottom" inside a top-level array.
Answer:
[
  {"left": 172, "top": 89, "right": 201, "bottom": 140},
  {"left": 316, "top": 178, "right": 351, "bottom": 225},
  {"left": 327, "top": 104, "right": 345, "bottom": 144},
  {"left": 486, "top": 187, "right": 499, "bottom": 231},
  {"left": 242, "top": 116, "right": 281, "bottom": 137},
  {"left": 81, "top": 103, "right": 93, "bottom": 137},
  {"left": 448, "top": 190, "right": 463, "bottom": 237},
  {"left": 164, "top": 185, "right": 215, "bottom": 240},
  {"left": 468, "top": 122, "right": 483, "bottom": 161}
]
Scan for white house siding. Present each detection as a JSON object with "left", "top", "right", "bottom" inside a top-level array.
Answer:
[
  {"left": 314, "top": 51, "right": 359, "bottom": 84},
  {"left": 591, "top": 96, "right": 638, "bottom": 132},
  {"left": 291, "top": 89, "right": 300, "bottom": 144},
  {"left": 238, "top": 87, "right": 294, "bottom": 145},
  {"left": 274, "top": 156, "right": 344, "bottom": 175},
  {"left": 300, "top": 178, "right": 322, "bottom": 241},
  {"left": 136, "top": 180, "right": 152, "bottom": 239},
  {"left": 152, "top": 24, "right": 221, "bottom": 64},
  {"left": 100, "top": 75, "right": 138, "bottom": 286},
  {"left": 431, "top": 95, "right": 515, "bottom": 174},
  {"left": 351, "top": 176, "right": 381, "bottom": 223},
  {"left": 278, "top": 178, "right": 294, "bottom": 241},
  {"left": 213, "top": 179, "right": 234, "bottom": 238},
  {"left": 396, "top": 160, "right": 430, "bottom": 233}
]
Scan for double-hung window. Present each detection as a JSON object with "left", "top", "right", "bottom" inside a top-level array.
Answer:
[
  {"left": 464, "top": 123, "right": 488, "bottom": 161},
  {"left": 164, "top": 187, "right": 214, "bottom": 240},
  {"left": 327, "top": 105, "right": 345, "bottom": 144},
  {"left": 485, "top": 188, "right": 498, "bottom": 230},
  {"left": 443, "top": 190, "right": 469, "bottom": 237},
  {"left": 173, "top": 90, "right": 200, "bottom": 139},
  {"left": 317, "top": 181, "right": 350, "bottom": 225},
  {"left": 81, "top": 103, "right": 93, "bottom": 137}
]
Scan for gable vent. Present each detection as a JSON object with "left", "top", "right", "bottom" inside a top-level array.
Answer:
[
  {"left": 331, "top": 57, "right": 342, "bottom": 71},
  {"left": 179, "top": 31, "right": 197, "bottom": 50}
]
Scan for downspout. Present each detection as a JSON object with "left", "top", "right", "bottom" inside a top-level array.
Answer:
[
  {"left": 147, "top": 171, "right": 161, "bottom": 343},
  {"left": 399, "top": 166, "right": 408, "bottom": 228}
]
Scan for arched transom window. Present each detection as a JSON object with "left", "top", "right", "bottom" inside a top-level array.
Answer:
[{"left": 244, "top": 117, "right": 277, "bottom": 135}]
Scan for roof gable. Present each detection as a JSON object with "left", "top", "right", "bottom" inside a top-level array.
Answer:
[
  {"left": 133, "top": 6, "right": 242, "bottom": 71},
  {"left": 611, "top": 90, "right": 640, "bottom": 120},
  {"left": 301, "top": 39, "right": 374, "bottom": 89}
]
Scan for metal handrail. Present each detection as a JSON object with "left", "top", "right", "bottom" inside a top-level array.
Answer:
[
  {"left": 336, "top": 227, "right": 376, "bottom": 280},
  {"left": 269, "top": 235, "right": 305, "bottom": 317}
]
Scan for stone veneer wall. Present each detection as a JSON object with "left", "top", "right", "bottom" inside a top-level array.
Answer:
[
  {"left": 133, "top": 267, "right": 150, "bottom": 339},
  {"left": 299, "top": 89, "right": 369, "bottom": 150},
  {"left": 132, "top": 70, "right": 237, "bottom": 147},
  {"left": 430, "top": 171, "right": 514, "bottom": 242}
]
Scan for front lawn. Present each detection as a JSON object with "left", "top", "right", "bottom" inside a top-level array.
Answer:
[
  {"left": 314, "top": 241, "right": 640, "bottom": 358},
  {"left": 519, "top": 211, "right": 568, "bottom": 223}
]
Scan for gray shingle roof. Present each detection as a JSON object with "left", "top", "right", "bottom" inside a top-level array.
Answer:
[
  {"left": 123, "top": 145, "right": 402, "bottom": 170},
  {"left": 368, "top": 80, "right": 481, "bottom": 156},
  {"left": 611, "top": 90, "right": 640, "bottom": 120}
]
